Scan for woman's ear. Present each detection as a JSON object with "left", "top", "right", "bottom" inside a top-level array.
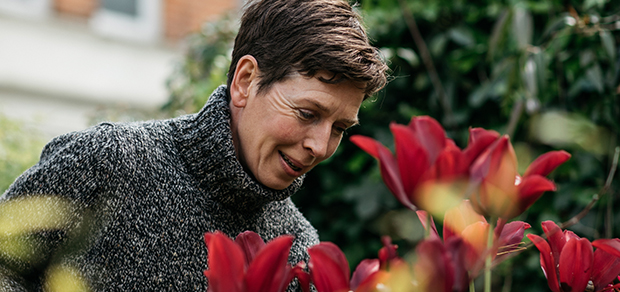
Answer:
[{"left": 229, "top": 55, "right": 259, "bottom": 108}]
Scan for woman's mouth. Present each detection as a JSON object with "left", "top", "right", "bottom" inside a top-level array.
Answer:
[{"left": 279, "top": 151, "right": 302, "bottom": 171}]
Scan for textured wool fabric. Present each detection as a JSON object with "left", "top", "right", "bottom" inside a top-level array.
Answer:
[{"left": 0, "top": 85, "right": 319, "bottom": 291}]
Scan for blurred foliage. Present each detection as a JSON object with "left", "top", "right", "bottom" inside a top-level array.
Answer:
[
  {"left": 165, "top": 0, "right": 619, "bottom": 291},
  {"left": 164, "top": 12, "right": 238, "bottom": 117},
  {"left": 0, "top": 114, "right": 44, "bottom": 194},
  {"left": 0, "top": 195, "right": 90, "bottom": 290},
  {"left": 44, "top": 264, "right": 89, "bottom": 292}
]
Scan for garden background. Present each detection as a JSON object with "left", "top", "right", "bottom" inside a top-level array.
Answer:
[{"left": 1, "top": 0, "right": 619, "bottom": 290}]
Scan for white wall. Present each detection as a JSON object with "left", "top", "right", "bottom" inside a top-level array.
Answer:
[{"left": 0, "top": 14, "right": 180, "bottom": 138}]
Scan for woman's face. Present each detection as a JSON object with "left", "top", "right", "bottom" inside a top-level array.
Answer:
[{"left": 231, "top": 71, "right": 365, "bottom": 190}]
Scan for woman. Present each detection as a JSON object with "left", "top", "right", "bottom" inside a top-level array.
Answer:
[{"left": 0, "top": 0, "right": 387, "bottom": 290}]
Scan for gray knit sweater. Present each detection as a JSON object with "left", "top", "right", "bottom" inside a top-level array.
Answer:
[{"left": 0, "top": 85, "right": 319, "bottom": 291}]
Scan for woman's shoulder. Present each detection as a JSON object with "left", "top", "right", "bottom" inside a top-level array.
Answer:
[
  {"left": 39, "top": 118, "right": 179, "bottom": 166},
  {"left": 54, "top": 118, "right": 176, "bottom": 145}
]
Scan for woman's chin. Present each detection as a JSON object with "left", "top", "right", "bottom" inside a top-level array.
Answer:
[
  {"left": 252, "top": 170, "right": 293, "bottom": 190},
  {"left": 261, "top": 179, "right": 293, "bottom": 191}
]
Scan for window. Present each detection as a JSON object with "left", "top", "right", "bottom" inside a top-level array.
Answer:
[
  {"left": 101, "top": 0, "right": 137, "bottom": 17},
  {"left": 90, "top": 0, "right": 162, "bottom": 44}
]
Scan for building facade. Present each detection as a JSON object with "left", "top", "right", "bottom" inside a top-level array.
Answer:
[
  {"left": 0, "top": 0, "right": 239, "bottom": 138},
  {"left": 1, "top": 0, "right": 240, "bottom": 43}
]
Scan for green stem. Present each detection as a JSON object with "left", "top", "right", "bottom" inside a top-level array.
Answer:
[
  {"left": 470, "top": 280, "right": 476, "bottom": 292},
  {"left": 485, "top": 218, "right": 496, "bottom": 292},
  {"left": 425, "top": 214, "right": 431, "bottom": 239}
]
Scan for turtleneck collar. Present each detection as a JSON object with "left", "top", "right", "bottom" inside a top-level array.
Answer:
[{"left": 172, "top": 85, "right": 304, "bottom": 211}]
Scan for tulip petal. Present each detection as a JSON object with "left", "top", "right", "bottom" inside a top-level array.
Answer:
[
  {"left": 471, "top": 136, "right": 517, "bottom": 187},
  {"left": 350, "top": 259, "right": 380, "bottom": 291},
  {"left": 416, "top": 210, "right": 440, "bottom": 240},
  {"left": 591, "top": 249, "right": 620, "bottom": 290},
  {"left": 516, "top": 175, "right": 556, "bottom": 215},
  {"left": 443, "top": 200, "right": 486, "bottom": 243},
  {"left": 293, "top": 263, "right": 311, "bottom": 292},
  {"left": 434, "top": 141, "right": 468, "bottom": 180},
  {"left": 496, "top": 221, "right": 531, "bottom": 252},
  {"left": 204, "top": 232, "right": 246, "bottom": 292},
  {"left": 351, "top": 135, "right": 415, "bottom": 210},
  {"left": 308, "top": 242, "right": 350, "bottom": 292},
  {"left": 414, "top": 239, "right": 455, "bottom": 292},
  {"left": 464, "top": 127, "right": 500, "bottom": 166},
  {"left": 391, "top": 123, "right": 430, "bottom": 197},
  {"left": 527, "top": 234, "right": 561, "bottom": 292},
  {"left": 494, "top": 220, "right": 529, "bottom": 264},
  {"left": 541, "top": 221, "right": 565, "bottom": 266},
  {"left": 245, "top": 235, "right": 295, "bottom": 292},
  {"left": 377, "top": 143, "right": 416, "bottom": 210},
  {"left": 353, "top": 271, "right": 383, "bottom": 292},
  {"left": 378, "top": 236, "right": 400, "bottom": 268},
  {"left": 235, "top": 231, "right": 266, "bottom": 266},
  {"left": 444, "top": 237, "right": 470, "bottom": 292},
  {"left": 470, "top": 137, "right": 520, "bottom": 218},
  {"left": 408, "top": 116, "right": 447, "bottom": 164},
  {"left": 564, "top": 230, "right": 580, "bottom": 241},
  {"left": 349, "top": 135, "right": 384, "bottom": 160},
  {"left": 592, "top": 238, "right": 620, "bottom": 259},
  {"left": 460, "top": 221, "right": 490, "bottom": 276},
  {"left": 559, "top": 237, "right": 593, "bottom": 292},
  {"left": 523, "top": 150, "right": 571, "bottom": 178}
]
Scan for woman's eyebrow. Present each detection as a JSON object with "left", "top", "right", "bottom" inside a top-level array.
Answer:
[{"left": 305, "top": 99, "right": 359, "bottom": 126}]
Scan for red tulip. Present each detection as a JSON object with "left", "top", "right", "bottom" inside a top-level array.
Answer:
[
  {"left": 417, "top": 200, "right": 531, "bottom": 286},
  {"left": 307, "top": 242, "right": 382, "bottom": 292},
  {"left": 413, "top": 238, "right": 456, "bottom": 292},
  {"left": 527, "top": 221, "right": 620, "bottom": 292},
  {"left": 203, "top": 231, "right": 299, "bottom": 292},
  {"left": 306, "top": 237, "right": 411, "bottom": 292},
  {"left": 470, "top": 136, "right": 570, "bottom": 219},
  {"left": 377, "top": 236, "right": 401, "bottom": 269},
  {"left": 350, "top": 116, "right": 499, "bottom": 213}
]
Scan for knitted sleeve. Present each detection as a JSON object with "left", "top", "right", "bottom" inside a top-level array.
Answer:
[
  {"left": 2, "top": 123, "right": 118, "bottom": 204},
  {"left": 0, "top": 123, "right": 118, "bottom": 290}
]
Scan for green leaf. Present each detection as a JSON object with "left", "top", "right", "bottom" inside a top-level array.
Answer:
[
  {"left": 533, "top": 51, "right": 549, "bottom": 93},
  {"left": 540, "top": 15, "right": 569, "bottom": 43},
  {"left": 529, "top": 111, "right": 610, "bottom": 156},
  {"left": 584, "top": 0, "right": 609, "bottom": 10},
  {"left": 429, "top": 34, "right": 448, "bottom": 57},
  {"left": 547, "top": 26, "right": 573, "bottom": 55},
  {"left": 511, "top": 6, "right": 533, "bottom": 50},
  {"left": 396, "top": 47, "right": 420, "bottom": 67},
  {"left": 585, "top": 64, "right": 604, "bottom": 93},
  {"left": 523, "top": 57, "right": 538, "bottom": 97},
  {"left": 488, "top": 9, "right": 511, "bottom": 60},
  {"left": 448, "top": 26, "right": 475, "bottom": 47},
  {"left": 600, "top": 30, "right": 616, "bottom": 61},
  {"left": 468, "top": 82, "right": 492, "bottom": 108},
  {"left": 580, "top": 49, "right": 596, "bottom": 67}
]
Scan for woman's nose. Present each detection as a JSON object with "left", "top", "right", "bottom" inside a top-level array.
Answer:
[{"left": 302, "top": 125, "right": 331, "bottom": 159}]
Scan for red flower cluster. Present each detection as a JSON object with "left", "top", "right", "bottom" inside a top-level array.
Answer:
[
  {"left": 415, "top": 200, "right": 531, "bottom": 291},
  {"left": 351, "top": 116, "right": 570, "bottom": 220},
  {"left": 203, "top": 231, "right": 305, "bottom": 292},
  {"left": 528, "top": 221, "right": 620, "bottom": 292},
  {"left": 306, "top": 236, "right": 409, "bottom": 292},
  {"left": 350, "top": 116, "right": 499, "bottom": 212},
  {"left": 469, "top": 136, "right": 571, "bottom": 219},
  {"left": 203, "top": 231, "right": 397, "bottom": 292}
]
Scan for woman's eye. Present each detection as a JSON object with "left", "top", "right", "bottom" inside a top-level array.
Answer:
[
  {"left": 298, "top": 110, "right": 316, "bottom": 120},
  {"left": 333, "top": 126, "right": 347, "bottom": 135}
]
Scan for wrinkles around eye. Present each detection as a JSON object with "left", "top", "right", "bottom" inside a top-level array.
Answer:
[{"left": 297, "top": 109, "right": 316, "bottom": 121}]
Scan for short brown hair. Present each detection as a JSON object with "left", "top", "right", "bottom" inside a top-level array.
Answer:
[{"left": 227, "top": 0, "right": 388, "bottom": 99}]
